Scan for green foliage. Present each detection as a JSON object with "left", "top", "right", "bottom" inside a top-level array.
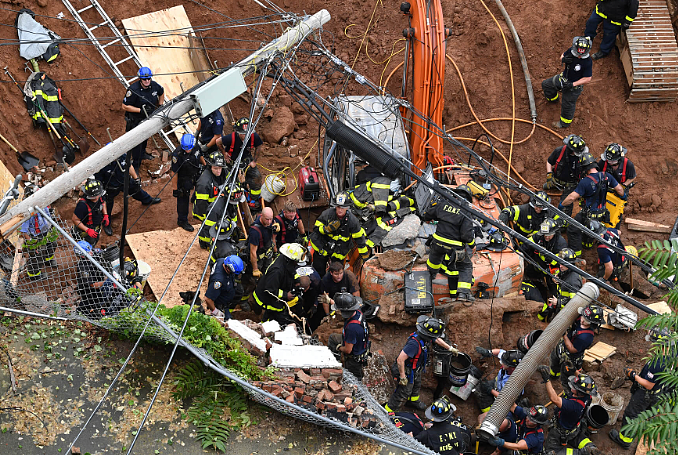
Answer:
[
  {"left": 173, "top": 361, "right": 252, "bottom": 452},
  {"left": 639, "top": 239, "right": 678, "bottom": 306}
]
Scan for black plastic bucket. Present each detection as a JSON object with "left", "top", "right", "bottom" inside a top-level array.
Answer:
[
  {"left": 517, "top": 330, "right": 543, "bottom": 354},
  {"left": 448, "top": 352, "right": 472, "bottom": 387},
  {"left": 101, "top": 242, "right": 120, "bottom": 264},
  {"left": 431, "top": 343, "right": 454, "bottom": 378},
  {"left": 586, "top": 404, "right": 609, "bottom": 430}
]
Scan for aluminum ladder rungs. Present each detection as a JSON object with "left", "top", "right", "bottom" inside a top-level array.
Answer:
[
  {"left": 114, "top": 55, "right": 134, "bottom": 66},
  {"left": 76, "top": 4, "right": 93, "bottom": 13},
  {"left": 101, "top": 38, "right": 120, "bottom": 50},
  {"left": 87, "top": 21, "right": 107, "bottom": 32}
]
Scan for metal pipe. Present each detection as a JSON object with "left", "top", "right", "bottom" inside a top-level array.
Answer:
[
  {"left": 0, "top": 304, "right": 68, "bottom": 321},
  {"left": 478, "top": 282, "right": 600, "bottom": 438}
]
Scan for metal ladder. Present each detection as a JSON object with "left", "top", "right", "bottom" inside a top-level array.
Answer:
[{"left": 62, "top": 0, "right": 192, "bottom": 149}]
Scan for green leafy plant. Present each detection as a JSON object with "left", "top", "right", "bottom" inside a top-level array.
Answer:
[{"left": 621, "top": 240, "right": 678, "bottom": 454}]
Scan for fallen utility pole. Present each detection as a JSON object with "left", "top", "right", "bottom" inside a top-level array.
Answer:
[{"left": 0, "top": 9, "right": 331, "bottom": 232}]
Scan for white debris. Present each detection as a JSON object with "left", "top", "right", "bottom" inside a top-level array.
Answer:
[{"left": 269, "top": 344, "right": 342, "bottom": 369}]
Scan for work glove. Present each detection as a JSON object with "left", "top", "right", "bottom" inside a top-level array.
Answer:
[
  {"left": 554, "top": 76, "right": 565, "bottom": 91},
  {"left": 172, "top": 189, "right": 181, "bottom": 198},
  {"left": 399, "top": 376, "right": 409, "bottom": 386},
  {"left": 366, "top": 203, "right": 375, "bottom": 212},
  {"left": 562, "top": 54, "right": 575, "bottom": 65},
  {"left": 86, "top": 228, "right": 98, "bottom": 239},
  {"left": 498, "top": 209, "right": 510, "bottom": 225},
  {"left": 622, "top": 21, "right": 631, "bottom": 29},
  {"left": 199, "top": 142, "right": 209, "bottom": 153},
  {"left": 487, "top": 436, "right": 505, "bottom": 447},
  {"left": 300, "top": 234, "right": 309, "bottom": 245},
  {"left": 103, "top": 214, "right": 110, "bottom": 226},
  {"left": 475, "top": 346, "right": 493, "bottom": 358},
  {"left": 625, "top": 367, "right": 637, "bottom": 381},
  {"left": 562, "top": 80, "right": 574, "bottom": 91},
  {"left": 324, "top": 220, "right": 342, "bottom": 234},
  {"left": 537, "top": 365, "right": 552, "bottom": 383},
  {"left": 621, "top": 186, "right": 630, "bottom": 201},
  {"left": 211, "top": 308, "right": 225, "bottom": 321},
  {"left": 545, "top": 172, "right": 555, "bottom": 189},
  {"left": 448, "top": 345, "right": 459, "bottom": 354},
  {"left": 318, "top": 292, "right": 331, "bottom": 306},
  {"left": 252, "top": 269, "right": 262, "bottom": 278},
  {"left": 131, "top": 178, "right": 141, "bottom": 187}
]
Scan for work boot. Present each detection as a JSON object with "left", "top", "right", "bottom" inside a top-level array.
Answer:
[
  {"left": 592, "top": 51, "right": 608, "bottom": 60},
  {"left": 178, "top": 220, "right": 194, "bottom": 232},
  {"left": 457, "top": 293, "right": 475, "bottom": 303},
  {"left": 406, "top": 400, "right": 428, "bottom": 411},
  {"left": 608, "top": 429, "right": 631, "bottom": 449},
  {"left": 552, "top": 121, "right": 567, "bottom": 129},
  {"left": 142, "top": 152, "right": 155, "bottom": 161},
  {"left": 103, "top": 224, "right": 113, "bottom": 236},
  {"left": 142, "top": 197, "right": 161, "bottom": 205},
  {"left": 46, "top": 258, "right": 58, "bottom": 268}
]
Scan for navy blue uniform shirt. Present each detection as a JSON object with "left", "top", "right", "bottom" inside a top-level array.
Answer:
[
  {"left": 597, "top": 228, "right": 624, "bottom": 267},
  {"left": 205, "top": 258, "right": 236, "bottom": 318},
  {"left": 123, "top": 80, "right": 164, "bottom": 122},
  {"left": 574, "top": 172, "right": 619, "bottom": 211},
  {"left": 513, "top": 406, "right": 544, "bottom": 453},
  {"left": 498, "top": 412, "right": 518, "bottom": 453},
  {"left": 172, "top": 146, "right": 202, "bottom": 187},
  {"left": 562, "top": 48, "right": 593, "bottom": 83},
  {"left": 557, "top": 395, "right": 587, "bottom": 430},
  {"left": 343, "top": 310, "right": 367, "bottom": 355},
  {"left": 568, "top": 319, "right": 595, "bottom": 354},
  {"left": 198, "top": 111, "right": 224, "bottom": 145},
  {"left": 220, "top": 132, "right": 263, "bottom": 161}
]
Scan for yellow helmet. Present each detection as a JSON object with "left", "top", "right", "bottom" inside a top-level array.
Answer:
[{"left": 625, "top": 245, "right": 638, "bottom": 257}]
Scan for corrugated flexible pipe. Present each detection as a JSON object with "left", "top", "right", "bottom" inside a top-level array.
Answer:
[
  {"left": 478, "top": 282, "right": 600, "bottom": 438},
  {"left": 494, "top": 0, "right": 537, "bottom": 121}
]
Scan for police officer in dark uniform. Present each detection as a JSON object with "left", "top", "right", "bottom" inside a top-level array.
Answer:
[
  {"left": 195, "top": 109, "right": 225, "bottom": 158},
  {"left": 423, "top": 185, "right": 476, "bottom": 302},
  {"left": 204, "top": 255, "right": 244, "bottom": 322},
  {"left": 538, "top": 368, "right": 602, "bottom": 455},
  {"left": 544, "top": 134, "right": 589, "bottom": 218},
  {"left": 521, "top": 218, "right": 568, "bottom": 303},
  {"left": 121, "top": 67, "right": 165, "bottom": 170},
  {"left": 487, "top": 404, "right": 548, "bottom": 455},
  {"left": 327, "top": 292, "right": 370, "bottom": 380},
  {"left": 538, "top": 248, "right": 583, "bottom": 322},
  {"left": 193, "top": 151, "right": 226, "bottom": 222},
  {"left": 272, "top": 200, "right": 307, "bottom": 246},
  {"left": 249, "top": 207, "right": 275, "bottom": 277},
  {"left": 549, "top": 303, "right": 602, "bottom": 389},
  {"left": 415, "top": 397, "right": 472, "bottom": 455},
  {"left": 499, "top": 191, "right": 552, "bottom": 240},
  {"left": 542, "top": 37, "right": 593, "bottom": 129},
  {"left": 609, "top": 327, "right": 674, "bottom": 449},
  {"left": 72, "top": 179, "right": 109, "bottom": 246},
  {"left": 172, "top": 134, "right": 202, "bottom": 232},
  {"left": 386, "top": 316, "right": 458, "bottom": 412},
  {"left": 562, "top": 153, "right": 625, "bottom": 256}
]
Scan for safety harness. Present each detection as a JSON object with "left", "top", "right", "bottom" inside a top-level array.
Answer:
[
  {"left": 78, "top": 197, "right": 103, "bottom": 227},
  {"left": 601, "top": 158, "right": 628, "bottom": 184},
  {"left": 250, "top": 222, "right": 273, "bottom": 260},
  {"left": 343, "top": 312, "right": 370, "bottom": 362},
  {"left": 584, "top": 173, "right": 609, "bottom": 215},
  {"left": 274, "top": 212, "right": 299, "bottom": 243},
  {"left": 228, "top": 132, "right": 255, "bottom": 157},
  {"left": 552, "top": 145, "right": 568, "bottom": 176},
  {"left": 405, "top": 333, "right": 427, "bottom": 374}
]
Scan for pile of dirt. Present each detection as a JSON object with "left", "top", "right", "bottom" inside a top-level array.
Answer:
[{"left": 375, "top": 250, "right": 418, "bottom": 271}]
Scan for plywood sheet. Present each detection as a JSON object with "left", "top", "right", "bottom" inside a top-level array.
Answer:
[
  {"left": 583, "top": 341, "right": 617, "bottom": 363},
  {"left": 647, "top": 301, "right": 672, "bottom": 314},
  {"left": 122, "top": 6, "right": 200, "bottom": 136},
  {"left": 125, "top": 227, "right": 209, "bottom": 308},
  {"left": 0, "top": 160, "right": 24, "bottom": 247}
]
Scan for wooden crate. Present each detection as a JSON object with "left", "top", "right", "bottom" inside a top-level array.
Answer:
[{"left": 618, "top": 0, "right": 678, "bottom": 102}]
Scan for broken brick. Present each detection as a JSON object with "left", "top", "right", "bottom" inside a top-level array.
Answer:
[
  {"left": 321, "top": 368, "right": 343, "bottom": 379},
  {"left": 333, "top": 391, "right": 351, "bottom": 401},
  {"left": 286, "top": 394, "right": 295, "bottom": 403},
  {"left": 336, "top": 404, "right": 346, "bottom": 413},
  {"left": 296, "top": 369, "right": 311, "bottom": 384},
  {"left": 316, "top": 401, "right": 325, "bottom": 411},
  {"left": 328, "top": 380, "right": 342, "bottom": 393},
  {"left": 310, "top": 368, "right": 322, "bottom": 375},
  {"left": 263, "top": 383, "right": 273, "bottom": 392},
  {"left": 353, "top": 405, "right": 364, "bottom": 417},
  {"left": 302, "top": 395, "right": 313, "bottom": 403},
  {"left": 281, "top": 390, "right": 291, "bottom": 399},
  {"left": 319, "top": 389, "right": 334, "bottom": 401},
  {"left": 325, "top": 402, "right": 337, "bottom": 411},
  {"left": 344, "top": 397, "right": 353, "bottom": 406},
  {"left": 294, "top": 386, "right": 305, "bottom": 398},
  {"left": 271, "top": 386, "right": 283, "bottom": 397}
]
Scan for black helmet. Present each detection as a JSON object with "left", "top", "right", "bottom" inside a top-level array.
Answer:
[
  {"left": 229, "top": 183, "right": 245, "bottom": 204},
  {"left": 234, "top": 117, "right": 250, "bottom": 134},
  {"left": 568, "top": 373, "right": 598, "bottom": 396},
  {"left": 526, "top": 405, "right": 550, "bottom": 425},
  {"left": 646, "top": 327, "right": 673, "bottom": 343},
  {"left": 571, "top": 36, "right": 592, "bottom": 58},
  {"left": 333, "top": 191, "right": 351, "bottom": 208},
  {"left": 332, "top": 292, "right": 361, "bottom": 312},
  {"left": 579, "top": 151, "right": 598, "bottom": 171},
  {"left": 123, "top": 257, "right": 138, "bottom": 281},
  {"left": 589, "top": 220, "right": 607, "bottom": 236},
  {"left": 453, "top": 184, "right": 473, "bottom": 202},
  {"left": 416, "top": 315, "right": 444, "bottom": 340},
  {"left": 530, "top": 191, "right": 551, "bottom": 210},
  {"left": 425, "top": 396, "right": 456, "bottom": 422},
  {"left": 500, "top": 349, "right": 524, "bottom": 368},
  {"left": 539, "top": 218, "right": 559, "bottom": 236},
  {"left": 602, "top": 143, "right": 626, "bottom": 162},
  {"left": 207, "top": 151, "right": 225, "bottom": 167},
  {"left": 563, "top": 134, "right": 588, "bottom": 157},
  {"left": 83, "top": 179, "right": 105, "bottom": 198},
  {"left": 557, "top": 248, "right": 576, "bottom": 263},
  {"left": 579, "top": 304, "right": 604, "bottom": 326}
]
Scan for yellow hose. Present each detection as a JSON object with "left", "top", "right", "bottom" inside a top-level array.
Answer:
[{"left": 258, "top": 139, "right": 319, "bottom": 197}]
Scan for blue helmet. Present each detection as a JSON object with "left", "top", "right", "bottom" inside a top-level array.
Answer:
[
  {"left": 223, "top": 255, "right": 244, "bottom": 274},
  {"left": 138, "top": 67, "right": 153, "bottom": 79},
  {"left": 74, "top": 240, "right": 92, "bottom": 256},
  {"left": 180, "top": 134, "right": 196, "bottom": 151}
]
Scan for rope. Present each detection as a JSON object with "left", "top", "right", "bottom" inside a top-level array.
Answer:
[{"left": 258, "top": 138, "right": 318, "bottom": 197}]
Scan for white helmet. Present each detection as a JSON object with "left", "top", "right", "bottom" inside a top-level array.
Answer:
[{"left": 280, "top": 243, "right": 307, "bottom": 262}]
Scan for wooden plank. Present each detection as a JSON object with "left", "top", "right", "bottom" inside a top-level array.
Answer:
[
  {"left": 9, "top": 238, "right": 23, "bottom": 286},
  {"left": 625, "top": 217, "right": 672, "bottom": 233},
  {"left": 584, "top": 341, "right": 616, "bottom": 362},
  {"left": 122, "top": 6, "right": 201, "bottom": 139}
]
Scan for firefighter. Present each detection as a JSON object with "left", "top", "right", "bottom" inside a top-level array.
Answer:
[
  {"left": 521, "top": 218, "right": 568, "bottom": 303},
  {"left": 172, "top": 133, "right": 202, "bottom": 232},
  {"left": 487, "top": 403, "right": 548, "bottom": 455},
  {"left": 121, "top": 67, "right": 165, "bottom": 170},
  {"left": 389, "top": 411, "right": 425, "bottom": 437},
  {"left": 193, "top": 151, "right": 226, "bottom": 223},
  {"left": 415, "top": 397, "right": 473, "bottom": 454},
  {"left": 544, "top": 134, "right": 589, "bottom": 219},
  {"left": 386, "top": 316, "right": 458, "bottom": 412},
  {"left": 499, "top": 191, "right": 552, "bottom": 239},
  {"left": 585, "top": 0, "right": 639, "bottom": 60},
  {"left": 316, "top": 260, "right": 360, "bottom": 326},
  {"left": 204, "top": 255, "right": 244, "bottom": 322},
  {"left": 309, "top": 192, "right": 370, "bottom": 277},
  {"left": 194, "top": 109, "right": 224, "bottom": 158},
  {"left": 327, "top": 292, "right": 370, "bottom": 381},
  {"left": 538, "top": 248, "right": 584, "bottom": 322},
  {"left": 96, "top": 153, "right": 160, "bottom": 236},
  {"left": 538, "top": 368, "right": 602, "bottom": 455},
  {"left": 423, "top": 185, "right": 476, "bottom": 302},
  {"left": 473, "top": 348, "right": 524, "bottom": 413},
  {"left": 562, "top": 153, "right": 625, "bottom": 256},
  {"left": 72, "top": 179, "right": 109, "bottom": 246},
  {"left": 549, "top": 303, "right": 603, "bottom": 389},
  {"left": 597, "top": 143, "right": 635, "bottom": 187},
  {"left": 20, "top": 208, "right": 58, "bottom": 280},
  {"left": 252, "top": 243, "right": 307, "bottom": 325},
  {"left": 200, "top": 183, "right": 245, "bottom": 258},
  {"left": 609, "top": 327, "right": 674, "bottom": 449},
  {"left": 272, "top": 200, "right": 307, "bottom": 246},
  {"left": 74, "top": 240, "right": 111, "bottom": 317},
  {"left": 249, "top": 207, "right": 275, "bottom": 278},
  {"left": 597, "top": 227, "right": 629, "bottom": 283},
  {"left": 216, "top": 117, "right": 264, "bottom": 210},
  {"left": 542, "top": 37, "right": 593, "bottom": 129}
]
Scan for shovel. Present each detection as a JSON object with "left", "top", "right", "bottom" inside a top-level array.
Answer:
[
  {"left": 63, "top": 118, "right": 90, "bottom": 155},
  {"left": 0, "top": 131, "right": 39, "bottom": 171}
]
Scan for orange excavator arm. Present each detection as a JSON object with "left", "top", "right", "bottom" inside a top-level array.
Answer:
[{"left": 401, "top": 0, "right": 449, "bottom": 174}]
